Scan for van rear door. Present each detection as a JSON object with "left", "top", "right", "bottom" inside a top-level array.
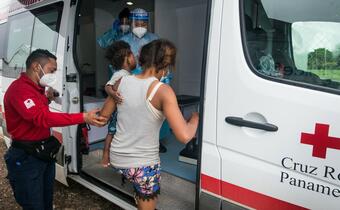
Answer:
[
  {"left": 214, "top": 0, "right": 340, "bottom": 209},
  {"left": 2, "top": 1, "right": 69, "bottom": 185}
]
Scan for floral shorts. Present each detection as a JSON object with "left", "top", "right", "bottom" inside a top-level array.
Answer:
[{"left": 117, "top": 164, "right": 161, "bottom": 200}]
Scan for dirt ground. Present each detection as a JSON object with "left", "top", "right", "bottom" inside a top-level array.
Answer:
[{"left": 0, "top": 139, "right": 122, "bottom": 210}]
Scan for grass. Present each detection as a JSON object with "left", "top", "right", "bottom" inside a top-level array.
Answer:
[{"left": 307, "top": 69, "right": 340, "bottom": 82}]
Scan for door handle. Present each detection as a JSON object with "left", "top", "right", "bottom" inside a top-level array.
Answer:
[
  {"left": 71, "top": 97, "right": 79, "bottom": 104},
  {"left": 225, "top": 116, "right": 278, "bottom": 132}
]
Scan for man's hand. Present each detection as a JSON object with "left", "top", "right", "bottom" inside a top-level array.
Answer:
[{"left": 84, "top": 108, "right": 108, "bottom": 127}]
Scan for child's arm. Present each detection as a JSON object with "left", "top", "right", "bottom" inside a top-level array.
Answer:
[
  {"left": 105, "top": 84, "right": 116, "bottom": 97},
  {"left": 106, "top": 76, "right": 123, "bottom": 104}
]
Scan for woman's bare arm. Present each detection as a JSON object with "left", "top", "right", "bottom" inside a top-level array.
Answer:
[{"left": 159, "top": 85, "right": 199, "bottom": 144}]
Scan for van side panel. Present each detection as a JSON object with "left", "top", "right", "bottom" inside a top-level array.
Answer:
[{"left": 214, "top": 0, "right": 340, "bottom": 209}]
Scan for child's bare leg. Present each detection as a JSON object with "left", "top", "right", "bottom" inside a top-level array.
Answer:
[{"left": 102, "top": 133, "right": 113, "bottom": 166}]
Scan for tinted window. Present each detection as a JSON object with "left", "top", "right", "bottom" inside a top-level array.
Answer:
[
  {"left": 242, "top": 0, "right": 340, "bottom": 91},
  {"left": 292, "top": 22, "right": 340, "bottom": 83},
  {"left": 4, "top": 2, "right": 63, "bottom": 77}
]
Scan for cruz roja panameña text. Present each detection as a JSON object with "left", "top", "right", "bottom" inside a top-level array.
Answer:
[{"left": 280, "top": 157, "right": 340, "bottom": 198}]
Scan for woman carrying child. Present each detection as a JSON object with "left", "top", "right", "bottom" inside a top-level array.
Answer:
[
  {"left": 101, "top": 40, "right": 136, "bottom": 167},
  {"left": 101, "top": 39, "right": 199, "bottom": 210}
]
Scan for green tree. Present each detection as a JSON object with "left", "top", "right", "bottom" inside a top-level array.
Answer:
[
  {"left": 307, "top": 48, "right": 334, "bottom": 70},
  {"left": 334, "top": 44, "right": 340, "bottom": 68}
]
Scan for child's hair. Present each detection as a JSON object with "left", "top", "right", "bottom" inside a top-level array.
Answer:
[
  {"left": 106, "top": 41, "right": 132, "bottom": 70},
  {"left": 139, "top": 39, "right": 176, "bottom": 72}
]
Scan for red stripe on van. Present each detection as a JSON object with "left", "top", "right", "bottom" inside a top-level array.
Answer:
[
  {"left": 201, "top": 174, "right": 308, "bottom": 210},
  {"left": 201, "top": 173, "right": 221, "bottom": 195},
  {"left": 52, "top": 130, "right": 63, "bottom": 143}
]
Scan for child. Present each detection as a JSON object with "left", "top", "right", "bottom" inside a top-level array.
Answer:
[{"left": 101, "top": 41, "right": 136, "bottom": 167}]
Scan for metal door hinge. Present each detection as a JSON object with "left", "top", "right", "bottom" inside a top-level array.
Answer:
[
  {"left": 66, "top": 36, "right": 70, "bottom": 52},
  {"left": 65, "top": 155, "right": 72, "bottom": 165},
  {"left": 70, "top": 0, "right": 77, "bottom": 7},
  {"left": 66, "top": 73, "right": 77, "bottom": 82}
]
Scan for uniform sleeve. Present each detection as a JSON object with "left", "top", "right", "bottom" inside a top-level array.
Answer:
[
  {"left": 154, "top": 33, "right": 160, "bottom": 40},
  {"left": 10, "top": 90, "right": 84, "bottom": 128}
]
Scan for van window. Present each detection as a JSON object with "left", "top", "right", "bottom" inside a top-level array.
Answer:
[
  {"left": 292, "top": 22, "right": 340, "bottom": 83},
  {"left": 31, "top": 10, "right": 61, "bottom": 53},
  {"left": 6, "top": 12, "right": 34, "bottom": 70},
  {"left": 242, "top": 0, "right": 340, "bottom": 91},
  {"left": 4, "top": 2, "right": 63, "bottom": 76},
  {"left": 0, "top": 23, "right": 7, "bottom": 59}
]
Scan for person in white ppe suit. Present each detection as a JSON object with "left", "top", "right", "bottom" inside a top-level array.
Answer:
[{"left": 119, "top": 8, "right": 159, "bottom": 75}]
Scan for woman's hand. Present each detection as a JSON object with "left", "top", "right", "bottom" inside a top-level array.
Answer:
[{"left": 161, "top": 85, "right": 199, "bottom": 144}]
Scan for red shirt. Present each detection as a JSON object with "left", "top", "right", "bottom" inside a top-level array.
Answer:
[{"left": 4, "top": 73, "right": 84, "bottom": 141}]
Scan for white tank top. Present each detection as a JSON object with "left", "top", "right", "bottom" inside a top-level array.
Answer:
[{"left": 109, "top": 75, "right": 165, "bottom": 168}]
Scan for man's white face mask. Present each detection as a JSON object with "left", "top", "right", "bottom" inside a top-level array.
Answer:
[
  {"left": 120, "top": 24, "right": 130, "bottom": 33},
  {"left": 37, "top": 64, "right": 57, "bottom": 87},
  {"left": 132, "top": 27, "right": 147, "bottom": 38}
]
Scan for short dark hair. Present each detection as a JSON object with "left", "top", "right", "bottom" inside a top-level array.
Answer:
[
  {"left": 139, "top": 39, "right": 176, "bottom": 72},
  {"left": 119, "top": 8, "right": 130, "bottom": 20},
  {"left": 26, "top": 49, "right": 57, "bottom": 69},
  {"left": 106, "top": 41, "right": 132, "bottom": 70}
]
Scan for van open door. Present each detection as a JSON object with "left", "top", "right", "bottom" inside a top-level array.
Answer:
[
  {"left": 0, "top": 1, "right": 70, "bottom": 185},
  {"left": 58, "top": 0, "right": 82, "bottom": 181},
  {"left": 215, "top": 0, "right": 340, "bottom": 209}
]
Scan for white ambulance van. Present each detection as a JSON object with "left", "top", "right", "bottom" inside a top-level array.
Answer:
[{"left": 1, "top": 0, "right": 340, "bottom": 209}]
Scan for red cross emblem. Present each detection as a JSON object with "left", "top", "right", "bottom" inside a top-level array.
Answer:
[{"left": 301, "top": 123, "right": 340, "bottom": 159}]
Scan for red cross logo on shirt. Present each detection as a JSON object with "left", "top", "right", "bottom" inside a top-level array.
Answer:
[{"left": 301, "top": 123, "right": 340, "bottom": 159}]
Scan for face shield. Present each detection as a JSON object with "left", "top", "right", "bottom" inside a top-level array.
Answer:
[{"left": 130, "top": 8, "right": 152, "bottom": 38}]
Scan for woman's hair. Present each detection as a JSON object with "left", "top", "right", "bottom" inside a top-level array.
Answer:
[
  {"left": 139, "top": 39, "right": 176, "bottom": 72},
  {"left": 106, "top": 41, "right": 132, "bottom": 70}
]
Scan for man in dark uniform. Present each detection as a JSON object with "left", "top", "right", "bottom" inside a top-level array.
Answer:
[{"left": 3, "top": 49, "right": 107, "bottom": 210}]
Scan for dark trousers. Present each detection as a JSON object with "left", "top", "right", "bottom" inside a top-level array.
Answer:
[{"left": 4, "top": 147, "right": 55, "bottom": 210}]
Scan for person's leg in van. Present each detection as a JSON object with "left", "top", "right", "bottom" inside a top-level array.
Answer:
[
  {"left": 43, "top": 161, "right": 56, "bottom": 210},
  {"left": 4, "top": 147, "right": 46, "bottom": 210}
]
